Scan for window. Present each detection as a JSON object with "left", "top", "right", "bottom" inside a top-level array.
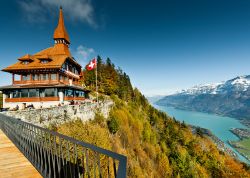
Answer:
[
  {"left": 14, "top": 74, "right": 21, "bottom": 81},
  {"left": 22, "top": 74, "right": 30, "bottom": 81},
  {"left": 41, "top": 60, "right": 49, "bottom": 64},
  {"left": 21, "top": 89, "right": 28, "bottom": 98},
  {"left": 40, "top": 89, "right": 45, "bottom": 97},
  {"left": 32, "top": 74, "right": 39, "bottom": 81},
  {"left": 42, "top": 74, "right": 49, "bottom": 80},
  {"left": 75, "top": 90, "right": 85, "bottom": 97},
  {"left": 75, "top": 90, "right": 79, "bottom": 97},
  {"left": 59, "top": 75, "right": 63, "bottom": 81},
  {"left": 51, "top": 74, "right": 57, "bottom": 80},
  {"left": 22, "top": 61, "right": 29, "bottom": 65},
  {"left": 65, "top": 89, "right": 74, "bottom": 97},
  {"left": 62, "top": 63, "right": 66, "bottom": 70},
  {"left": 13, "top": 90, "right": 20, "bottom": 98},
  {"left": 73, "top": 67, "right": 79, "bottom": 75},
  {"left": 29, "top": 89, "right": 39, "bottom": 97},
  {"left": 45, "top": 88, "right": 57, "bottom": 97},
  {"left": 69, "top": 65, "right": 72, "bottom": 72}
]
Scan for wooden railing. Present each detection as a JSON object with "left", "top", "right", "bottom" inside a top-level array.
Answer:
[
  {"left": 13, "top": 80, "right": 59, "bottom": 85},
  {"left": 13, "top": 80, "right": 81, "bottom": 87}
]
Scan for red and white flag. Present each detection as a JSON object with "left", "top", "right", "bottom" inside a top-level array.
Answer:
[{"left": 86, "top": 58, "right": 96, "bottom": 71}]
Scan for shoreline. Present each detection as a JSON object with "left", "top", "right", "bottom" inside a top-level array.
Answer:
[
  {"left": 228, "top": 128, "right": 250, "bottom": 163},
  {"left": 190, "top": 125, "right": 238, "bottom": 159},
  {"left": 157, "top": 104, "right": 250, "bottom": 129}
]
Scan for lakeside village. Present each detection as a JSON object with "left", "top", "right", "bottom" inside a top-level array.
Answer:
[{"left": 0, "top": 7, "right": 249, "bottom": 166}]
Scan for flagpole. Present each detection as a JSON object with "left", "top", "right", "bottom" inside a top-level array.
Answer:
[{"left": 95, "top": 57, "right": 99, "bottom": 105}]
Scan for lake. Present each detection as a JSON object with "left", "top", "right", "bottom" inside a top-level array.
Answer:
[{"left": 154, "top": 105, "right": 250, "bottom": 164}]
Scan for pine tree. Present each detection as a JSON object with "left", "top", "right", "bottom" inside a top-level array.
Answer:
[{"left": 82, "top": 56, "right": 134, "bottom": 101}]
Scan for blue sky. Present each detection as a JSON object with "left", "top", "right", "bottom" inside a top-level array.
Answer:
[{"left": 0, "top": 0, "right": 250, "bottom": 96}]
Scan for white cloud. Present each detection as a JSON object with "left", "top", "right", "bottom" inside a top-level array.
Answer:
[
  {"left": 73, "top": 45, "right": 96, "bottom": 66},
  {"left": 19, "top": 0, "right": 96, "bottom": 27}
]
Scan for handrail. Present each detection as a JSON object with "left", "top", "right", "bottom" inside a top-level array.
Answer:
[{"left": 0, "top": 114, "right": 127, "bottom": 178}]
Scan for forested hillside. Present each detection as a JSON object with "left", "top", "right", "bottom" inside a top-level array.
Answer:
[
  {"left": 83, "top": 56, "right": 134, "bottom": 102},
  {"left": 55, "top": 57, "right": 250, "bottom": 177}
]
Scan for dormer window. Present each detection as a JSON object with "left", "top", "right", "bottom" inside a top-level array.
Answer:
[
  {"left": 41, "top": 59, "right": 49, "bottom": 64},
  {"left": 22, "top": 61, "right": 30, "bottom": 65},
  {"left": 18, "top": 54, "right": 33, "bottom": 64},
  {"left": 38, "top": 55, "right": 52, "bottom": 64}
]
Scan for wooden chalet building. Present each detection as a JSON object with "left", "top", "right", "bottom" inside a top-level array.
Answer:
[{"left": 0, "top": 7, "right": 89, "bottom": 109}]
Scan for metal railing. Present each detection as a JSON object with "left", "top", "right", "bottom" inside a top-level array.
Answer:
[{"left": 0, "top": 114, "right": 127, "bottom": 178}]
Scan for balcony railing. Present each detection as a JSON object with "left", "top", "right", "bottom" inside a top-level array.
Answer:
[{"left": 0, "top": 114, "right": 127, "bottom": 178}]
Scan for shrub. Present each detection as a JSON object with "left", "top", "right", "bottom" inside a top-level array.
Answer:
[
  {"left": 91, "top": 112, "right": 105, "bottom": 127},
  {"left": 107, "top": 116, "right": 120, "bottom": 134}
]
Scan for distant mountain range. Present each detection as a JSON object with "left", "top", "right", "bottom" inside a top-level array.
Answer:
[{"left": 156, "top": 75, "right": 250, "bottom": 120}]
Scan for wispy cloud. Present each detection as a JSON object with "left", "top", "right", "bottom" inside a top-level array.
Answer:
[
  {"left": 73, "top": 45, "right": 96, "bottom": 66},
  {"left": 19, "top": 0, "right": 96, "bottom": 27}
]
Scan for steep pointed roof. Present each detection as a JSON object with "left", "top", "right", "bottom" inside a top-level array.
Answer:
[
  {"left": 2, "top": 6, "right": 84, "bottom": 73},
  {"left": 53, "top": 7, "right": 70, "bottom": 43}
]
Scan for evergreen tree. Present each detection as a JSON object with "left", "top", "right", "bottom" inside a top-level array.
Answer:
[{"left": 82, "top": 56, "right": 134, "bottom": 101}]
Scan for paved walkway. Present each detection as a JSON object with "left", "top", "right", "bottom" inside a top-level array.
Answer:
[{"left": 0, "top": 129, "right": 42, "bottom": 178}]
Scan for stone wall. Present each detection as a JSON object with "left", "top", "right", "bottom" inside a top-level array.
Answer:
[{"left": 3, "top": 100, "right": 113, "bottom": 127}]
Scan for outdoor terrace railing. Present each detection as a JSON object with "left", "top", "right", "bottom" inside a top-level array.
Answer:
[{"left": 0, "top": 114, "right": 127, "bottom": 178}]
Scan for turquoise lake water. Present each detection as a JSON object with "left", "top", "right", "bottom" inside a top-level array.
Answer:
[{"left": 154, "top": 105, "right": 250, "bottom": 164}]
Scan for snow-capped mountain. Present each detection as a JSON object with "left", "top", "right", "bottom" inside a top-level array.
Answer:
[
  {"left": 156, "top": 75, "right": 250, "bottom": 120},
  {"left": 179, "top": 75, "right": 250, "bottom": 95}
]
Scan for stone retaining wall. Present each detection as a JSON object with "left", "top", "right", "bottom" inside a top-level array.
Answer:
[{"left": 3, "top": 100, "right": 113, "bottom": 127}]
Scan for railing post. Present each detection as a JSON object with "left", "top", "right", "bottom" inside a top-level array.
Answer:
[{"left": 116, "top": 156, "right": 127, "bottom": 178}]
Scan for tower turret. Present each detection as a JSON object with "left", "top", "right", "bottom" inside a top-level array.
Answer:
[{"left": 53, "top": 7, "right": 70, "bottom": 46}]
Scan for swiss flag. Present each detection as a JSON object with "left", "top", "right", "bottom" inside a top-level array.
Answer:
[{"left": 86, "top": 58, "right": 97, "bottom": 71}]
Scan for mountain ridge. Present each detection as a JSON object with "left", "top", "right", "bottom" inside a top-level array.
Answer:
[{"left": 156, "top": 75, "right": 250, "bottom": 122}]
